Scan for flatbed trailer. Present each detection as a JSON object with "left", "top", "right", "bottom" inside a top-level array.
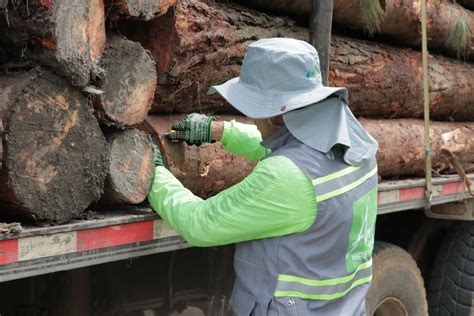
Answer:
[{"left": 1, "top": 174, "right": 473, "bottom": 283}]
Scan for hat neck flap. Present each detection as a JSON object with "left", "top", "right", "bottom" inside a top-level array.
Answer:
[{"left": 283, "top": 97, "right": 378, "bottom": 166}]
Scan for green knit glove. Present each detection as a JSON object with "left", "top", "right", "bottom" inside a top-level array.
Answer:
[
  {"left": 151, "top": 144, "right": 164, "bottom": 167},
  {"left": 167, "top": 113, "right": 215, "bottom": 145}
]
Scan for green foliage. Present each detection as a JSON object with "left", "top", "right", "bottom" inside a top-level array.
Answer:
[
  {"left": 448, "top": 17, "right": 471, "bottom": 59},
  {"left": 360, "top": 0, "right": 386, "bottom": 36}
]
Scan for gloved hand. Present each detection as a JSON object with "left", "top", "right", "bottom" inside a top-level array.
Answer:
[
  {"left": 166, "top": 113, "right": 215, "bottom": 145},
  {"left": 151, "top": 143, "right": 164, "bottom": 167}
]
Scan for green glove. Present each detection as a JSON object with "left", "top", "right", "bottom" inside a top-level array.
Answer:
[
  {"left": 167, "top": 113, "right": 215, "bottom": 145},
  {"left": 151, "top": 143, "right": 164, "bottom": 167}
]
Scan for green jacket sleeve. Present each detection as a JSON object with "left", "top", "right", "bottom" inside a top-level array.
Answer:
[
  {"left": 148, "top": 155, "right": 317, "bottom": 247},
  {"left": 220, "top": 120, "right": 270, "bottom": 160}
]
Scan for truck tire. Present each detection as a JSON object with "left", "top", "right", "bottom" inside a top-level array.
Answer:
[
  {"left": 365, "top": 242, "right": 428, "bottom": 316},
  {"left": 428, "top": 222, "right": 474, "bottom": 316}
]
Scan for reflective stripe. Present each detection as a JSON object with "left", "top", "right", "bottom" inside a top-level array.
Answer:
[
  {"left": 313, "top": 158, "right": 377, "bottom": 197},
  {"left": 312, "top": 164, "right": 363, "bottom": 186},
  {"left": 274, "top": 260, "right": 372, "bottom": 300},
  {"left": 316, "top": 166, "right": 378, "bottom": 203},
  {"left": 277, "top": 259, "right": 372, "bottom": 286},
  {"left": 274, "top": 275, "right": 372, "bottom": 301}
]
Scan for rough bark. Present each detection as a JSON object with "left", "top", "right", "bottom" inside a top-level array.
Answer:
[
  {"left": 138, "top": 115, "right": 257, "bottom": 198},
  {"left": 458, "top": 0, "right": 474, "bottom": 10},
  {"left": 108, "top": 0, "right": 176, "bottom": 20},
  {"left": 236, "top": 0, "right": 474, "bottom": 59},
  {"left": 0, "top": 0, "right": 106, "bottom": 86},
  {"left": 92, "top": 36, "right": 157, "bottom": 127},
  {"left": 100, "top": 128, "right": 155, "bottom": 205},
  {"left": 119, "top": 0, "right": 304, "bottom": 114},
  {"left": 121, "top": 0, "right": 474, "bottom": 121},
  {"left": 0, "top": 69, "right": 107, "bottom": 223},
  {"left": 329, "top": 37, "right": 474, "bottom": 120},
  {"left": 361, "top": 119, "right": 474, "bottom": 177}
]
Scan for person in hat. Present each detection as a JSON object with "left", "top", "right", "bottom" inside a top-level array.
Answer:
[{"left": 148, "top": 38, "right": 378, "bottom": 315}]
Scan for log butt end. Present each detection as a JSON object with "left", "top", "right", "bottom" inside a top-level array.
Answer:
[
  {"left": 54, "top": 0, "right": 106, "bottom": 85},
  {"left": 102, "top": 129, "right": 155, "bottom": 205},
  {"left": 1, "top": 70, "right": 108, "bottom": 223},
  {"left": 94, "top": 37, "right": 157, "bottom": 127}
]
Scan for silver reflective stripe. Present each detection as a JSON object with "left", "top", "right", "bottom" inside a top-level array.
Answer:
[
  {"left": 313, "top": 158, "right": 377, "bottom": 197},
  {"left": 274, "top": 260, "right": 373, "bottom": 301}
]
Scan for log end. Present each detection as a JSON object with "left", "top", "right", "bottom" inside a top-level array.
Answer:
[
  {"left": 94, "top": 37, "right": 157, "bottom": 127},
  {"left": 101, "top": 128, "right": 155, "bottom": 205},
  {"left": 1, "top": 70, "right": 108, "bottom": 223},
  {"left": 53, "top": 0, "right": 106, "bottom": 85}
]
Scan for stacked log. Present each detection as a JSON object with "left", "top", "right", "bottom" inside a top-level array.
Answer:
[
  {"left": 236, "top": 0, "right": 474, "bottom": 59},
  {"left": 100, "top": 128, "right": 155, "bottom": 204},
  {"left": 120, "top": 0, "right": 474, "bottom": 120},
  {"left": 138, "top": 116, "right": 257, "bottom": 198},
  {"left": 0, "top": 0, "right": 106, "bottom": 86},
  {"left": 0, "top": 69, "right": 107, "bottom": 223},
  {"left": 0, "top": 0, "right": 160, "bottom": 222},
  {"left": 1, "top": 0, "right": 474, "bottom": 224},
  {"left": 92, "top": 36, "right": 157, "bottom": 127}
]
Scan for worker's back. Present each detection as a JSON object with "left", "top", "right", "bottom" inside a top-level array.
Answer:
[{"left": 230, "top": 128, "right": 378, "bottom": 315}]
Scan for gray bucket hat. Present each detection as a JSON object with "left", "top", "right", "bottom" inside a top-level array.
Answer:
[{"left": 208, "top": 37, "right": 347, "bottom": 118}]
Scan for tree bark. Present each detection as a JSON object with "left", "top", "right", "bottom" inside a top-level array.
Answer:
[
  {"left": 140, "top": 115, "right": 474, "bottom": 186},
  {"left": 361, "top": 119, "right": 474, "bottom": 178},
  {"left": 99, "top": 128, "right": 155, "bottom": 205},
  {"left": 329, "top": 37, "right": 474, "bottom": 120},
  {"left": 137, "top": 115, "right": 257, "bottom": 198},
  {"left": 108, "top": 0, "right": 176, "bottom": 20},
  {"left": 120, "top": 0, "right": 474, "bottom": 121},
  {"left": 0, "top": 69, "right": 108, "bottom": 223},
  {"left": 119, "top": 0, "right": 304, "bottom": 115},
  {"left": 236, "top": 0, "right": 474, "bottom": 59},
  {"left": 92, "top": 36, "right": 157, "bottom": 127},
  {"left": 0, "top": 0, "right": 106, "bottom": 86}
]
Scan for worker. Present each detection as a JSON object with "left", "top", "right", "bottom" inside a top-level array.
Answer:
[{"left": 148, "top": 38, "right": 379, "bottom": 315}]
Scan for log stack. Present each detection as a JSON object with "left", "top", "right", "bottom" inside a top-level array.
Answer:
[
  {"left": 0, "top": 0, "right": 160, "bottom": 223},
  {"left": 1, "top": 0, "right": 473, "bottom": 223}
]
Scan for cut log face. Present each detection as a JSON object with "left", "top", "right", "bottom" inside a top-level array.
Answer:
[
  {"left": 110, "top": 0, "right": 176, "bottom": 20},
  {"left": 0, "top": 69, "right": 108, "bottom": 223},
  {"left": 361, "top": 119, "right": 474, "bottom": 177},
  {"left": 100, "top": 128, "right": 155, "bottom": 205},
  {"left": 237, "top": 0, "right": 474, "bottom": 59},
  {"left": 0, "top": 0, "right": 106, "bottom": 86},
  {"left": 121, "top": 0, "right": 474, "bottom": 121},
  {"left": 138, "top": 115, "right": 257, "bottom": 198},
  {"left": 93, "top": 36, "right": 157, "bottom": 127}
]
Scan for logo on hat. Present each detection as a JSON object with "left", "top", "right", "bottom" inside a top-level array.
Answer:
[{"left": 306, "top": 69, "right": 320, "bottom": 79}]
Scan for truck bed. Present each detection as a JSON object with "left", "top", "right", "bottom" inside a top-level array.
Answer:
[{"left": 1, "top": 174, "right": 473, "bottom": 282}]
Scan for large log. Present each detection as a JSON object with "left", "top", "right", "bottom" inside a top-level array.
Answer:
[
  {"left": 361, "top": 119, "right": 474, "bottom": 177},
  {"left": 140, "top": 115, "right": 474, "bottom": 186},
  {"left": 120, "top": 0, "right": 474, "bottom": 121},
  {"left": 92, "top": 36, "right": 157, "bottom": 127},
  {"left": 108, "top": 0, "right": 176, "bottom": 20},
  {"left": 0, "top": 69, "right": 108, "bottom": 223},
  {"left": 138, "top": 115, "right": 257, "bottom": 198},
  {"left": 100, "top": 128, "right": 155, "bottom": 205},
  {"left": 329, "top": 37, "right": 474, "bottom": 120},
  {"left": 0, "top": 0, "right": 106, "bottom": 86},
  {"left": 119, "top": 0, "right": 303, "bottom": 115},
  {"left": 236, "top": 0, "right": 474, "bottom": 59}
]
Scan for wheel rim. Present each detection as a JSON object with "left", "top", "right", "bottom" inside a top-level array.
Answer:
[{"left": 374, "top": 297, "right": 409, "bottom": 316}]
